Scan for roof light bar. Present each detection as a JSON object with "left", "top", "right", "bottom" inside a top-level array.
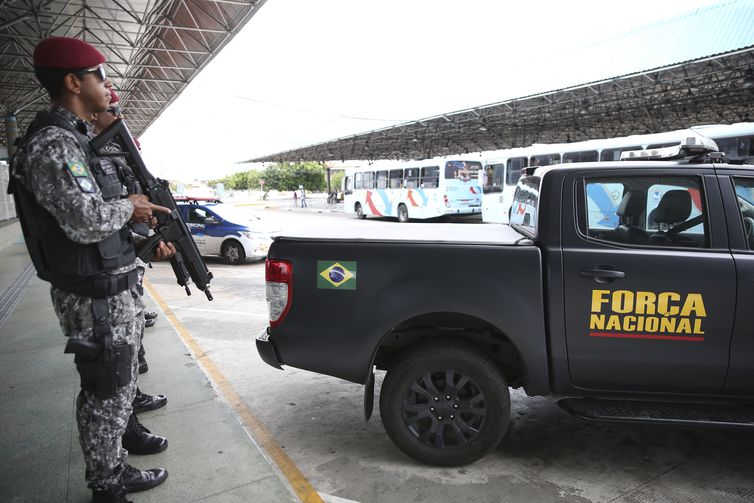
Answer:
[{"left": 620, "top": 132, "right": 719, "bottom": 161}]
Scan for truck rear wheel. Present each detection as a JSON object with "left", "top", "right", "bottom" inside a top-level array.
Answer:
[{"left": 379, "top": 343, "right": 510, "bottom": 466}]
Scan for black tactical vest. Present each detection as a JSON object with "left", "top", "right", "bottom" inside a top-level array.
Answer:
[{"left": 8, "top": 109, "right": 136, "bottom": 294}]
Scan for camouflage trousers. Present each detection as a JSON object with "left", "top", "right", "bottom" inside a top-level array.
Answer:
[{"left": 51, "top": 281, "right": 145, "bottom": 491}]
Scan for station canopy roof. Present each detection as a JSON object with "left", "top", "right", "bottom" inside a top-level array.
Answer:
[
  {"left": 0, "top": 0, "right": 266, "bottom": 145},
  {"left": 249, "top": 45, "right": 754, "bottom": 163}
]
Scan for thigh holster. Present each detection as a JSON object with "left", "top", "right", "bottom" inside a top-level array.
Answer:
[{"left": 65, "top": 297, "right": 134, "bottom": 399}]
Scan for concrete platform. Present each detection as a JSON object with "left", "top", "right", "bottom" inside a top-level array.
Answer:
[{"left": 0, "top": 226, "right": 300, "bottom": 503}]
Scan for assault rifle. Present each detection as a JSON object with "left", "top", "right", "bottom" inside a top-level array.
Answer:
[{"left": 91, "top": 118, "right": 213, "bottom": 301}]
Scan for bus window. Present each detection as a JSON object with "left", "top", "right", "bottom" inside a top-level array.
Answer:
[
  {"left": 420, "top": 166, "right": 439, "bottom": 188},
  {"left": 405, "top": 168, "right": 419, "bottom": 188},
  {"left": 563, "top": 150, "right": 598, "bottom": 163},
  {"left": 716, "top": 135, "right": 754, "bottom": 160},
  {"left": 354, "top": 172, "right": 363, "bottom": 190},
  {"left": 484, "top": 163, "right": 504, "bottom": 193},
  {"left": 376, "top": 170, "right": 388, "bottom": 189},
  {"left": 530, "top": 153, "right": 560, "bottom": 166},
  {"left": 601, "top": 146, "right": 641, "bottom": 161},
  {"left": 445, "top": 161, "right": 467, "bottom": 180},
  {"left": 444, "top": 161, "right": 480, "bottom": 181},
  {"left": 363, "top": 171, "right": 375, "bottom": 189},
  {"left": 507, "top": 157, "right": 527, "bottom": 185},
  {"left": 389, "top": 169, "right": 403, "bottom": 189},
  {"left": 344, "top": 176, "right": 353, "bottom": 195},
  {"left": 464, "top": 162, "right": 482, "bottom": 181}
]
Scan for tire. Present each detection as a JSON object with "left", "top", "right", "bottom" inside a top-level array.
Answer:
[
  {"left": 221, "top": 240, "right": 246, "bottom": 265},
  {"left": 397, "top": 204, "right": 409, "bottom": 223},
  {"left": 380, "top": 343, "right": 510, "bottom": 466},
  {"left": 355, "top": 203, "right": 366, "bottom": 219}
]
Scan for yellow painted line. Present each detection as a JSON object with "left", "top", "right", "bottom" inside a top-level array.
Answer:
[{"left": 143, "top": 279, "right": 324, "bottom": 503}]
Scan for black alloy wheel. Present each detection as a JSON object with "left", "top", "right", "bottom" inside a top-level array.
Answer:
[{"left": 380, "top": 343, "right": 510, "bottom": 466}]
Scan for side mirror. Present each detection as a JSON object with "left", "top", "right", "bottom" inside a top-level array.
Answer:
[{"left": 205, "top": 216, "right": 220, "bottom": 225}]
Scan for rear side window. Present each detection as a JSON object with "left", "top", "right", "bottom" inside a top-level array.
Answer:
[
  {"left": 510, "top": 176, "right": 541, "bottom": 233},
  {"left": 578, "top": 175, "right": 708, "bottom": 248}
]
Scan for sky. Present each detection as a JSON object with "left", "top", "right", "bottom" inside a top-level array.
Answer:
[{"left": 137, "top": 0, "right": 747, "bottom": 182}]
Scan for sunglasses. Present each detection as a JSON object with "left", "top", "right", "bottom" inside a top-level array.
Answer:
[
  {"left": 74, "top": 64, "right": 107, "bottom": 82},
  {"left": 107, "top": 105, "right": 122, "bottom": 116}
]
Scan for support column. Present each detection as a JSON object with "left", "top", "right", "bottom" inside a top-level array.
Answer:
[{"left": 4, "top": 114, "right": 18, "bottom": 159}]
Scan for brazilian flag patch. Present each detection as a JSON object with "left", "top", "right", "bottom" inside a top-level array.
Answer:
[
  {"left": 318, "top": 261, "right": 357, "bottom": 290},
  {"left": 66, "top": 160, "right": 89, "bottom": 177}
]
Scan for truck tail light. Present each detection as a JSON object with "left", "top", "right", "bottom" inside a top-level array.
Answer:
[{"left": 266, "top": 259, "right": 293, "bottom": 327}]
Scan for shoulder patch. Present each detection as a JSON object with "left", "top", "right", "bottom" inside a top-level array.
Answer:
[
  {"left": 76, "top": 177, "right": 96, "bottom": 193},
  {"left": 66, "top": 161, "right": 90, "bottom": 177}
]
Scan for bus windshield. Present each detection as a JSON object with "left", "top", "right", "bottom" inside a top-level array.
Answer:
[{"left": 445, "top": 161, "right": 482, "bottom": 181}]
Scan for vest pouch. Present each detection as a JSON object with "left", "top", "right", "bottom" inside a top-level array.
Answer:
[
  {"left": 94, "top": 159, "right": 124, "bottom": 200},
  {"left": 97, "top": 232, "right": 124, "bottom": 269}
]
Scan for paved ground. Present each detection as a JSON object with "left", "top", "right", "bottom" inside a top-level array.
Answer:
[{"left": 3, "top": 208, "right": 754, "bottom": 503}]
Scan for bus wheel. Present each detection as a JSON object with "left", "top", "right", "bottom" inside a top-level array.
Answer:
[
  {"left": 380, "top": 343, "right": 510, "bottom": 466},
  {"left": 222, "top": 240, "right": 246, "bottom": 265},
  {"left": 355, "top": 203, "right": 366, "bottom": 219},
  {"left": 397, "top": 204, "right": 409, "bottom": 223}
]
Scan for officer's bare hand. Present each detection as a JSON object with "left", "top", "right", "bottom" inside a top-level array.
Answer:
[
  {"left": 151, "top": 241, "right": 176, "bottom": 262},
  {"left": 128, "top": 194, "right": 170, "bottom": 224}
]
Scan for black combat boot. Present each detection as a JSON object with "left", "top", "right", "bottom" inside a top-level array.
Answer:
[
  {"left": 121, "top": 413, "right": 168, "bottom": 455},
  {"left": 92, "top": 483, "right": 132, "bottom": 502},
  {"left": 121, "top": 464, "right": 168, "bottom": 493},
  {"left": 137, "top": 350, "right": 148, "bottom": 374},
  {"left": 132, "top": 388, "right": 167, "bottom": 414}
]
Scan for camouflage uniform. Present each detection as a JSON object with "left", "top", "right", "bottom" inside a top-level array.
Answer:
[{"left": 12, "top": 105, "right": 139, "bottom": 491}]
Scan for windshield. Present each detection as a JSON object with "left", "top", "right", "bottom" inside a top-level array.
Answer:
[{"left": 444, "top": 161, "right": 482, "bottom": 181}]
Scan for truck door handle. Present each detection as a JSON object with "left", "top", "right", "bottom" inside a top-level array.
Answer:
[{"left": 580, "top": 267, "right": 625, "bottom": 283}]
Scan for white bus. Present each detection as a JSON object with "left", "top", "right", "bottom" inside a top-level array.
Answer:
[
  {"left": 480, "top": 122, "right": 754, "bottom": 223},
  {"left": 343, "top": 156, "right": 483, "bottom": 222}
]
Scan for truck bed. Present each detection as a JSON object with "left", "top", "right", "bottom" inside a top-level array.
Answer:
[{"left": 274, "top": 220, "right": 526, "bottom": 245}]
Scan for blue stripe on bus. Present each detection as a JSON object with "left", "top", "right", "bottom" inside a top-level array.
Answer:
[{"left": 587, "top": 184, "right": 620, "bottom": 227}]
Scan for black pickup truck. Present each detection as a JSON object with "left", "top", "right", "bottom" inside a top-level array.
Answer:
[{"left": 257, "top": 141, "right": 754, "bottom": 466}]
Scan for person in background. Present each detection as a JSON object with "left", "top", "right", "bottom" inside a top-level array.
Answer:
[
  {"left": 299, "top": 185, "right": 307, "bottom": 208},
  {"left": 91, "top": 90, "right": 168, "bottom": 417}
]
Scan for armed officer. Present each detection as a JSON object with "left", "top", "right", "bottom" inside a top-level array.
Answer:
[{"left": 9, "top": 36, "right": 172, "bottom": 502}]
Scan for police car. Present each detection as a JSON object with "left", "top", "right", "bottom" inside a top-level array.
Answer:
[{"left": 175, "top": 197, "right": 276, "bottom": 265}]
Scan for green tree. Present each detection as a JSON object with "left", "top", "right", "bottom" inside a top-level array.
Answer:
[{"left": 330, "top": 170, "right": 345, "bottom": 192}]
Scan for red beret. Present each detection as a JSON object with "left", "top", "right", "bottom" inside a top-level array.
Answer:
[
  {"left": 110, "top": 89, "right": 120, "bottom": 104},
  {"left": 33, "top": 36, "right": 105, "bottom": 70}
]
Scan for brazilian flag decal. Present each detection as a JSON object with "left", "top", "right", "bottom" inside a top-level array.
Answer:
[{"left": 318, "top": 261, "right": 357, "bottom": 290}]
